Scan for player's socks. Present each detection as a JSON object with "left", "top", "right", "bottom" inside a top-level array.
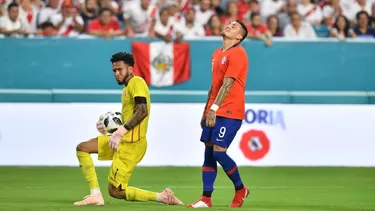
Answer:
[
  {"left": 125, "top": 186, "right": 158, "bottom": 201},
  {"left": 214, "top": 151, "right": 243, "bottom": 190},
  {"left": 202, "top": 146, "right": 217, "bottom": 197},
  {"left": 76, "top": 151, "right": 101, "bottom": 193}
]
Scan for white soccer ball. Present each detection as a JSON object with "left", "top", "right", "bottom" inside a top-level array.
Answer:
[{"left": 100, "top": 111, "right": 123, "bottom": 134}]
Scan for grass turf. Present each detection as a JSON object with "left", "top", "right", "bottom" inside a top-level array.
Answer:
[{"left": 0, "top": 167, "right": 374, "bottom": 211}]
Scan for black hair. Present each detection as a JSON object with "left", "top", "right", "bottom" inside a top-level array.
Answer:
[
  {"left": 8, "top": 2, "right": 18, "bottom": 10},
  {"left": 334, "top": 15, "right": 351, "bottom": 37},
  {"left": 250, "top": 12, "right": 260, "bottom": 20},
  {"left": 235, "top": 20, "right": 248, "bottom": 42},
  {"left": 356, "top": 10, "right": 369, "bottom": 21},
  {"left": 110, "top": 52, "right": 135, "bottom": 67},
  {"left": 40, "top": 21, "right": 55, "bottom": 29},
  {"left": 159, "top": 7, "right": 168, "bottom": 16},
  {"left": 99, "top": 8, "right": 112, "bottom": 16}
]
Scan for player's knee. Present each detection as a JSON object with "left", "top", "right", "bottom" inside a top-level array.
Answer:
[
  {"left": 108, "top": 186, "right": 123, "bottom": 199},
  {"left": 213, "top": 144, "right": 227, "bottom": 152},
  {"left": 76, "top": 142, "right": 87, "bottom": 152}
]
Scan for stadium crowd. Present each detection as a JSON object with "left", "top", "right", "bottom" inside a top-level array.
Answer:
[{"left": 1, "top": 0, "right": 374, "bottom": 42}]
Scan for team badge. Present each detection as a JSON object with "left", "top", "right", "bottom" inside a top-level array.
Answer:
[{"left": 221, "top": 56, "right": 226, "bottom": 64}]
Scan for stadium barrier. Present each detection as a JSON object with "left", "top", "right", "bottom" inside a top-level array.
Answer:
[{"left": 0, "top": 103, "right": 374, "bottom": 167}]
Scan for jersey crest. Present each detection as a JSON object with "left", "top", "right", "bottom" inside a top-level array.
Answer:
[{"left": 221, "top": 56, "right": 226, "bottom": 64}]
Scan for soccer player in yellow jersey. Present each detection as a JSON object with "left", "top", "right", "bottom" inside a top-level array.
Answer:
[{"left": 74, "top": 52, "right": 183, "bottom": 206}]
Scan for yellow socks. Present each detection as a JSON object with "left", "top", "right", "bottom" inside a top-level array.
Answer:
[
  {"left": 76, "top": 151, "right": 101, "bottom": 194},
  {"left": 125, "top": 187, "right": 158, "bottom": 202}
]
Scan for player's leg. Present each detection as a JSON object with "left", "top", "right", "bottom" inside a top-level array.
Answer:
[
  {"left": 211, "top": 117, "right": 249, "bottom": 208},
  {"left": 106, "top": 138, "right": 183, "bottom": 205},
  {"left": 74, "top": 136, "right": 114, "bottom": 206},
  {"left": 187, "top": 121, "right": 216, "bottom": 208}
]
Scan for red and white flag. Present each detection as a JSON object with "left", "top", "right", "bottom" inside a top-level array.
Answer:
[{"left": 131, "top": 42, "right": 191, "bottom": 87}]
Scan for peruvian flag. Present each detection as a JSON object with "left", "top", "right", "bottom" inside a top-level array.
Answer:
[{"left": 131, "top": 42, "right": 191, "bottom": 87}]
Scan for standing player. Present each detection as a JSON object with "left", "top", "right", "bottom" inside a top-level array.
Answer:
[
  {"left": 188, "top": 20, "right": 249, "bottom": 208},
  {"left": 74, "top": 52, "right": 183, "bottom": 206}
]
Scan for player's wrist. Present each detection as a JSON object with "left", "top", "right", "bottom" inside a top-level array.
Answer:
[
  {"left": 123, "top": 124, "right": 131, "bottom": 131},
  {"left": 210, "top": 104, "right": 219, "bottom": 112}
]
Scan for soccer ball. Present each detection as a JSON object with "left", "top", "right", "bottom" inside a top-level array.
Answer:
[{"left": 100, "top": 111, "right": 123, "bottom": 134}]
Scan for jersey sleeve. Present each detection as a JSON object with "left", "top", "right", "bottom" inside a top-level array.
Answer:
[
  {"left": 224, "top": 49, "right": 247, "bottom": 80},
  {"left": 129, "top": 78, "right": 149, "bottom": 99}
]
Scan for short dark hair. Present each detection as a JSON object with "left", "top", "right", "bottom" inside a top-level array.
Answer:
[
  {"left": 8, "top": 2, "right": 18, "bottom": 10},
  {"left": 99, "top": 8, "right": 112, "bottom": 16},
  {"left": 356, "top": 10, "right": 369, "bottom": 21},
  {"left": 250, "top": 12, "right": 260, "bottom": 20},
  {"left": 110, "top": 52, "right": 135, "bottom": 67},
  {"left": 235, "top": 20, "right": 248, "bottom": 42}
]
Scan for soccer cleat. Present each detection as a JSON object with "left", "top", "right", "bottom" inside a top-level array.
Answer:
[
  {"left": 187, "top": 196, "right": 212, "bottom": 208},
  {"left": 159, "top": 188, "right": 184, "bottom": 205},
  {"left": 229, "top": 186, "right": 249, "bottom": 208},
  {"left": 73, "top": 193, "right": 104, "bottom": 206}
]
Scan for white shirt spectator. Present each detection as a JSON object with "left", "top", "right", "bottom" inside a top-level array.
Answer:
[
  {"left": 19, "top": 5, "right": 38, "bottom": 33},
  {"left": 38, "top": 7, "right": 60, "bottom": 25},
  {"left": 176, "top": 22, "right": 205, "bottom": 38},
  {"left": 170, "top": 12, "right": 186, "bottom": 27},
  {"left": 50, "top": 14, "right": 84, "bottom": 36},
  {"left": 193, "top": 4, "right": 214, "bottom": 26},
  {"left": 260, "top": 0, "right": 285, "bottom": 19},
  {"left": 123, "top": 1, "right": 158, "bottom": 36},
  {"left": 0, "top": 15, "right": 27, "bottom": 34},
  {"left": 154, "top": 17, "right": 174, "bottom": 36},
  {"left": 344, "top": 1, "right": 372, "bottom": 21},
  {"left": 297, "top": 3, "right": 323, "bottom": 25},
  {"left": 283, "top": 21, "right": 317, "bottom": 38}
]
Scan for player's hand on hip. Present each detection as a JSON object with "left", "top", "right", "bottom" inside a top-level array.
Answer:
[
  {"left": 206, "top": 110, "right": 216, "bottom": 128},
  {"left": 109, "top": 126, "right": 127, "bottom": 151}
]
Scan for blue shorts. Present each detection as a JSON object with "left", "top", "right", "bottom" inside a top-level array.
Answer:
[{"left": 200, "top": 116, "right": 242, "bottom": 148}]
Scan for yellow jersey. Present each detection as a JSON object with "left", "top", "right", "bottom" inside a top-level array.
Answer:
[{"left": 121, "top": 76, "right": 151, "bottom": 143}]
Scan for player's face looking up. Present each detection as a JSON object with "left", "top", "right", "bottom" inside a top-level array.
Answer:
[
  {"left": 221, "top": 21, "right": 244, "bottom": 42},
  {"left": 112, "top": 61, "right": 133, "bottom": 85}
]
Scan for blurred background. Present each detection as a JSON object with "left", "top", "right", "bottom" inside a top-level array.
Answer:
[{"left": 0, "top": 0, "right": 375, "bottom": 210}]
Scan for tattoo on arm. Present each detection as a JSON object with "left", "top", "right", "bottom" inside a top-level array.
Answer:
[
  {"left": 213, "top": 77, "right": 235, "bottom": 107},
  {"left": 203, "top": 86, "right": 213, "bottom": 115},
  {"left": 124, "top": 103, "right": 148, "bottom": 130}
]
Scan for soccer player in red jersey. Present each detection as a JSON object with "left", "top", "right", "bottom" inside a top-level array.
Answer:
[{"left": 187, "top": 20, "right": 249, "bottom": 208}]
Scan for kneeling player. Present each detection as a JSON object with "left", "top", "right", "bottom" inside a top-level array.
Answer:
[{"left": 74, "top": 52, "right": 183, "bottom": 206}]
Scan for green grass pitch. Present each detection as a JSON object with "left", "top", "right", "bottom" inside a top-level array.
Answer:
[{"left": 0, "top": 166, "right": 374, "bottom": 211}]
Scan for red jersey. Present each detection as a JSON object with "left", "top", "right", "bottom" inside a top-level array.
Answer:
[
  {"left": 247, "top": 24, "right": 268, "bottom": 36},
  {"left": 87, "top": 18, "right": 121, "bottom": 33},
  {"left": 205, "top": 44, "right": 248, "bottom": 120}
]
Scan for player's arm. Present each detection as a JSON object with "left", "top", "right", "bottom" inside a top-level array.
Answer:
[
  {"left": 212, "top": 78, "right": 235, "bottom": 108},
  {"left": 123, "top": 97, "right": 148, "bottom": 130}
]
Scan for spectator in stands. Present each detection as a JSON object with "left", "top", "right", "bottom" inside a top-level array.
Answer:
[
  {"left": 236, "top": 0, "right": 250, "bottom": 21},
  {"left": 243, "top": 0, "right": 260, "bottom": 23},
  {"left": 329, "top": 15, "right": 356, "bottom": 39},
  {"left": 97, "top": 0, "right": 118, "bottom": 15},
  {"left": 321, "top": 0, "right": 341, "bottom": 28},
  {"left": 297, "top": 0, "right": 323, "bottom": 25},
  {"left": 267, "top": 14, "right": 283, "bottom": 36},
  {"left": 36, "top": 21, "right": 58, "bottom": 35},
  {"left": 345, "top": 0, "right": 372, "bottom": 23},
  {"left": 260, "top": 0, "right": 286, "bottom": 22},
  {"left": 38, "top": 0, "right": 61, "bottom": 26},
  {"left": 247, "top": 12, "right": 272, "bottom": 46},
  {"left": 211, "top": 0, "right": 224, "bottom": 16},
  {"left": 194, "top": 0, "right": 214, "bottom": 26},
  {"left": 122, "top": 0, "right": 157, "bottom": 37},
  {"left": 283, "top": 12, "right": 317, "bottom": 38},
  {"left": 205, "top": 14, "right": 222, "bottom": 36},
  {"left": 175, "top": 7, "right": 205, "bottom": 38},
  {"left": 278, "top": 0, "right": 297, "bottom": 29},
  {"left": 80, "top": 0, "right": 99, "bottom": 31},
  {"left": 0, "top": 3, "right": 28, "bottom": 36},
  {"left": 353, "top": 11, "right": 375, "bottom": 37},
  {"left": 18, "top": 0, "right": 38, "bottom": 34},
  {"left": 220, "top": 2, "right": 240, "bottom": 25},
  {"left": 167, "top": 2, "right": 185, "bottom": 26},
  {"left": 51, "top": 0, "right": 84, "bottom": 36},
  {"left": 32, "top": 0, "right": 44, "bottom": 10},
  {"left": 154, "top": 7, "right": 176, "bottom": 42},
  {"left": 87, "top": 8, "right": 123, "bottom": 39},
  {"left": 371, "top": 3, "right": 375, "bottom": 28}
]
